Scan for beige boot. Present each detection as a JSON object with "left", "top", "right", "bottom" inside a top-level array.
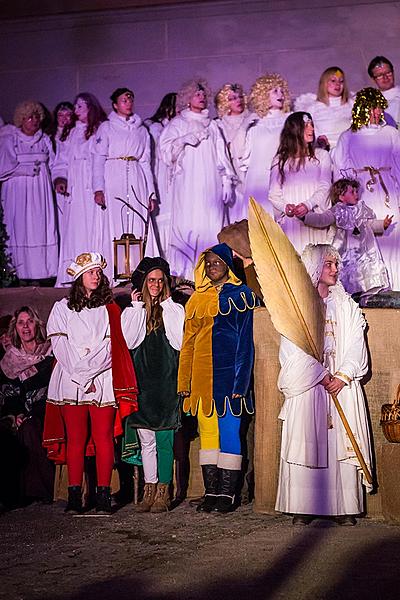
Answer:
[
  {"left": 134, "top": 482, "right": 157, "bottom": 513},
  {"left": 150, "top": 483, "right": 171, "bottom": 513}
]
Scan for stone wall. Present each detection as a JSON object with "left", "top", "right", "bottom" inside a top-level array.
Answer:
[{"left": 0, "top": 0, "right": 399, "bottom": 122}]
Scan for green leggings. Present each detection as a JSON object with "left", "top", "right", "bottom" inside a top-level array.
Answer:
[{"left": 156, "top": 429, "right": 175, "bottom": 484}]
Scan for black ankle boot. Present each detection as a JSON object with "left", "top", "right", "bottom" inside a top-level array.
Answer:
[
  {"left": 197, "top": 464, "right": 219, "bottom": 513},
  {"left": 96, "top": 486, "right": 112, "bottom": 514},
  {"left": 213, "top": 468, "right": 240, "bottom": 513},
  {"left": 65, "top": 486, "right": 82, "bottom": 514}
]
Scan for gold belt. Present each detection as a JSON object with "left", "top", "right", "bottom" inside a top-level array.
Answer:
[
  {"left": 355, "top": 166, "right": 391, "bottom": 207},
  {"left": 107, "top": 156, "right": 138, "bottom": 161}
]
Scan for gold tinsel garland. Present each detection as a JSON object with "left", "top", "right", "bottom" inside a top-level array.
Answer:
[{"left": 351, "top": 87, "right": 388, "bottom": 130}]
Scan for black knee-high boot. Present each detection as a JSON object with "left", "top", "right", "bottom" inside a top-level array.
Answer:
[
  {"left": 213, "top": 468, "right": 240, "bottom": 513},
  {"left": 197, "top": 464, "right": 219, "bottom": 512}
]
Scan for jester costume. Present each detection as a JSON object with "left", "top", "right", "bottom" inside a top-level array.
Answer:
[{"left": 178, "top": 243, "right": 257, "bottom": 512}]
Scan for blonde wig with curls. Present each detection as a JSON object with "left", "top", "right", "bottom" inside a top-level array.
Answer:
[
  {"left": 13, "top": 100, "right": 45, "bottom": 128},
  {"left": 176, "top": 78, "right": 212, "bottom": 113},
  {"left": 249, "top": 74, "right": 291, "bottom": 117},
  {"left": 214, "top": 83, "right": 247, "bottom": 117},
  {"left": 316, "top": 67, "right": 349, "bottom": 105}
]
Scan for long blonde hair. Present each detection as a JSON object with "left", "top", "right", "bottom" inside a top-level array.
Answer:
[
  {"left": 142, "top": 271, "right": 170, "bottom": 334},
  {"left": 316, "top": 67, "right": 349, "bottom": 105}
]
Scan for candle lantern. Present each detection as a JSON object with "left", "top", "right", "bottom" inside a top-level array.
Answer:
[{"left": 113, "top": 233, "right": 143, "bottom": 281}]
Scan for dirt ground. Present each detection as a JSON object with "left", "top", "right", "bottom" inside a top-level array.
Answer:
[{"left": 1, "top": 500, "right": 400, "bottom": 600}]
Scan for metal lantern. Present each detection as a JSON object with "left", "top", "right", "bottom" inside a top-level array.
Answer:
[{"left": 113, "top": 234, "right": 143, "bottom": 281}]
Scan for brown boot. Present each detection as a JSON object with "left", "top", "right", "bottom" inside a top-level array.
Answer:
[
  {"left": 134, "top": 482, "right": 157, "bottom": 513},
  {"left": 150, "top": 483, "right": 171, "bottom": 513}
]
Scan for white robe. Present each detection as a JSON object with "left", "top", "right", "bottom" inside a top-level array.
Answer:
[
  {"left": 382, "top": 85, "right": 400, "bottom": 127},
  {"left": 269, "top": 148, "right": 332, "bottom": 254},
  {"left": 47, "top": 299, "right": 115, "bottom": 407},
  {"left": 54, "top": 132, "right": 73, "bottom": 260},
  {"left": 215, "top": 110, "right": 256, "bottom": 222},
  {"left": 332, "top": 124, "right": 400, "bottom": 290},
  {"left": 92, "top": 112, "right": 157, "bottom": 282},
  {"left": 159, "top": 108, "right": 234, "bottom": 280},
  {"left": 0, "top": 126, "right": 58, "bottom": 279},
  {"left": 294, "top": 94, "right": 353, "bottom": 149},
  {"left": 242, "top": 110, "right": 289, "bottom": 213},
  {"left": 276, "top": 288, "right": 372, "bottom": 516},
  {"left": 52, "top": 121, "right": 106, "bottom": 287}
]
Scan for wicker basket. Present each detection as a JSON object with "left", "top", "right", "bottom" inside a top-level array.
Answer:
[{"left": 380, "top": 385, "right": 400, "bottom": 443}]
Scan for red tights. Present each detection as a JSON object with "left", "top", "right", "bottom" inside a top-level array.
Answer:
[{"left": 62, "top": 405, "right": 116, "bottom": 487}]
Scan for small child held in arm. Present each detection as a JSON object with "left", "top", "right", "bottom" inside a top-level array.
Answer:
[{"left": 302, "top": 178, "right": 393, "bottom": 296}]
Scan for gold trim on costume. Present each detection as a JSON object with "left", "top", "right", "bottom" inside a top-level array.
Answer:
[
  {"left": 335, "top": 371, "right": 352, "bottom": 384},
  {"left": 47, "top": 332, "right": 68, "bottom": 338}
]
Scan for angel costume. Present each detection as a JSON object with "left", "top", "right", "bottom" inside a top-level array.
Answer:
[
  {"left": 92, "top": 111, "right": 157, "bottom": 281},
  {"left": 304, "top": 200, "right": 389, "bottom": 295},
  {"left": 53, "top": 122, "right": 106, "bottom": 287},
  {"left": 269, "top": 148, "right": 332, "bottom": 254},
  {"left": 276, "top": 246, "right": 372, "bottom": 517},
  {"left": 332, "top": 123, "right": 400, "bottom": 290},
  {"left": 215, "top": 109, "right": 256, "bottom": 223},
  {"left": 241, "top": 110, "right": 288, "bottom": 213},
  {"left": 381, "top": 85, "right": 400, "bottom": 126},
  {"left": 159, "top": 108, "right": 235, "bottom": 280},
  {"left": 0, "top": 126, "right": 58, "bottom": 280},
  {"left": 294, "top": 94, "right": 353, "bottom": 150}
]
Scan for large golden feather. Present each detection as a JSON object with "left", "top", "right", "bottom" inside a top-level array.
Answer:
[{"left": 248, "top": 197, "right": 325, "bottom": 361}]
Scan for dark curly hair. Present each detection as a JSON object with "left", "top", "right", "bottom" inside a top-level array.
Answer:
[
  {"left": 275, "top": 112, "right": 317, "bottom": 185},
  {"left": 67, "top": 271, "right": 113, "bottom": 312}
]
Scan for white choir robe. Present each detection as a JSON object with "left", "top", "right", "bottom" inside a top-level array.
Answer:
[
  {"left": 275, "top": 287, "right": 372, "bottom": 516},
  {"left": 92, "top": 112, "right": 158, "bottom": 283},
  {"left": 0, "top": 126, "right": 58, "bottom": 279},
  {"left": 52, "top": 121, "right": 107, "bottom": 287},
  {"left": 159, "top": 108, "right": 234, "bottom": 281},
  {"left": 215, "top": 110, "right": 256, "bottom": 223},
  {"left": 332, "top": 124, "right": 400, "bottom": 291},
  {"left": 294, "top": 93, "right": 353, "bottom": 150},
  {"left": 241, "top": 110, "right": 289, "bottom": 214},
  {"left": 47, "top": 299, "right": 116, "bottom": 407},
  {"left": 269, "top": 148, "right": 332, "bottom": 255}
]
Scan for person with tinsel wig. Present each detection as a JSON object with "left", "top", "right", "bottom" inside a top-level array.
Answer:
[
  {"left": 178, "top": 243, "right": 258, "bottom": 513},
  {"left": 121, "top": 257, "right": 185, "bottom": 513},
  {"left": 332, "top": 87, "right": 400, "bottom": 291},
  {"left": 275, "top": 244, "right": 373, "bottom": 526},
  {"left": 242, "top": 73, "right": 291, "bottom": 213},
  {"left": 295, "top": 66, "right": 353, "bottom": 151},
  {"left": 215, "top": 83, "right": 255, "bottom": 222},
  {"left": 159, "top": 79, "right": 236, "bottom": 281}
]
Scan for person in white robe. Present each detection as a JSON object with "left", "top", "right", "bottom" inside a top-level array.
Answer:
[
  {"left": 242, "top": 74, "right": 291, "bottom": 213},
  {"left": 0, "top": 100, "right": 58, "bottom": 282},
  {"left": 368, "top": 56, "right": 400, "bottom": 127},
  {"left": 53, "top": 93, "right": 108, "bottom": 287},
  {"left": 92, "top": 87, "right": 157, "bottom": 282},
  {"left": 159, "top": 78, "right": 236, "bottom": 281},
  {"left": 145, "top": 93, "right": 177, "bottom": 258},
  {"left": 276, "top": 243, "right": 373, "bottom": 525},
  {"left": 332, "top": 87, "right": 400, "bottom": 291},
  {"left": 215, "top": 83, "right": 255, "bottom": 223},
  {"left": 295, "top": 67, "right": 353, "bottom": 151},
  {"left": 269, "top": 112, "right": 332, "bottom": 255}
]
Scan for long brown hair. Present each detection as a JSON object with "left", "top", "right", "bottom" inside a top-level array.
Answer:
[
  {"left": 74, "top": 92, "right": 107, "bottom": 140},
  {"left": 8, "top": 306, "right": 47, "bottom": 349},
  {"left": 142, "top": 271, "right": 170, "bottom": 334},
  {"left": 275, "top": 112, "right": 317, "bottom": 185},
  {"left": 67, "top": 272, "right": 113, "bottom": 312}
]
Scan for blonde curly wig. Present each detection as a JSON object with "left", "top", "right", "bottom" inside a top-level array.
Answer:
[
  {"left": 13, "top": 100, "right": 45, "bottom": 128},
  {"left": 176, "top": 78, "right": 212, "bottom": 113},
  {"left": 249, "top": 74, "right": 291, "bottom": 117},
  {"left": 214, "top": 83, "right": 247, "bottom": 117}
]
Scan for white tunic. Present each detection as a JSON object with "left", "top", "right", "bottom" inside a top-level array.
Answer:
[
  {"left": 0, "top": 126, "right": 58, "bottom": 279},
  {"left": 53, "top": 121, "right": 106, "bottom": 287},
  {"left": 294, "top": 93, "right": 353, "bottom": 149},
  {"left": 147, "top": 119, "right": 172, "bottom": 258},
  {"left": 215, "top": 110, "right": 256, "bottom": 222},
  {"left": 382, "top": 85, "right": 400, "bottom": 126},
  {"left": 332, "top": 124, "right": 400, "bottom": 290},
  {"left": 269, "top": 148, "right": 332, "bottom": 254},
  {"left": 92, "top": 112, "right": 157, "bottom": 282},
  {"left": 159, "top": 108, "right": 234, "bottom": 280},
  {"left": 47, "top": 299, "right": 115, "bottom": 407},
  {"left": 241, "top": 110, "right": 289, "bottom": 213},
  {"left": 275, "top": 288, "right": 372, "bottom": 516}
]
